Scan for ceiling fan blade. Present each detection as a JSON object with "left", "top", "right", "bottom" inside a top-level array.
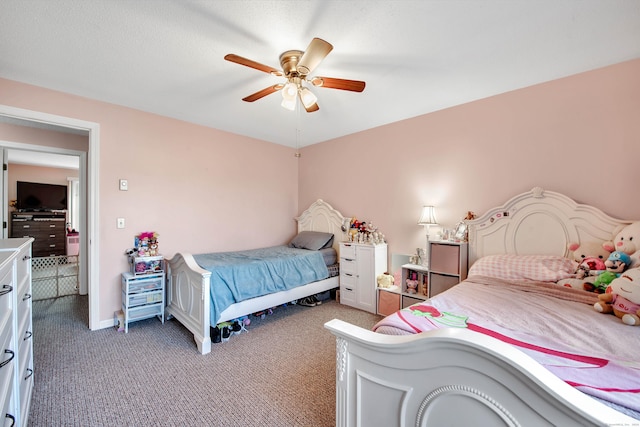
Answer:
[
  {"left": 224, "top": 54, "right": 283, "bottom": 76},
  {"left": 242, "top": 84, "right": 284, "bottom": 102},
  {"left": 311, "top": 76, "right": 366, "bottom": 92},
  {"left": 297, "top": 38, "right": 333, "bottom": 75}
]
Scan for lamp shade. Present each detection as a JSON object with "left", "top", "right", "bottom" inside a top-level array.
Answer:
[
  {"left": 299, "top": 87, "right": 317, "bottom": 108},
  {"left": 281, "top": 82, "right": 298, "bottom": 101},
  {"left": 281, "top": 97, "right": 296, "bottom": 111},
  {"left": 417, "top": 205, "right": 437, "bottom": 225}
]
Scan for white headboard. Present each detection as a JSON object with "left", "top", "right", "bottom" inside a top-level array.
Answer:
[
  {"left": 296, "top": 199, "right": 348, "bottom": 255},
  {"left": 467, "top": 187, "right": 631, "bottom": 266}
]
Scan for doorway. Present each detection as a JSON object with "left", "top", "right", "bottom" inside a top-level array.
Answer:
[{"left": 0, "top": 104, "right": 100, "bottom": 330}]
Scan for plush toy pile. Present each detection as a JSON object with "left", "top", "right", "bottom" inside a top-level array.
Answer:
[
  {"left": 562, "top": 221, "right": 640, "bottom": 326},
  {"left": 347, "top": 217, "right": 386, "bottom": 244}
]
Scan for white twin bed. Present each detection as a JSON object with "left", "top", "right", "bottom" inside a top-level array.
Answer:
[
  {"left": 325, "top": 187, "right": 639, "bottom": 426},
  {"left": 165, "top": 199, "right": 347, "bottom": 355}
]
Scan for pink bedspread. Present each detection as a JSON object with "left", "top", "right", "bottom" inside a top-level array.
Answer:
[{"left": 374, "top": 276, "right": 640, "bottom": 413}]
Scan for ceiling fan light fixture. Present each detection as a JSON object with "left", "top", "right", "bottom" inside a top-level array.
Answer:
[
  {"left": 299, "top": 87, "right": 317, "bottom": 108},
  {"left": 281, "top": 82, "right": 298, "bottom": 101},
  {"left": 281, "top": 97, "right": 297, "bottom": 111}
]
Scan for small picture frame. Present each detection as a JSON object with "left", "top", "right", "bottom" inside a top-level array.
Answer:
[{"left": 454, "top": 221, "right": 468, "bottom": 242}]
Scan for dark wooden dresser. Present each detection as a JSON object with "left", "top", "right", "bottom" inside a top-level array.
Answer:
[{"left": 10, "top": 211, "right": 67, "bottom": 257}]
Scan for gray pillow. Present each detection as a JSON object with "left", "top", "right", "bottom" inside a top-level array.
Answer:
[{"left": 288, "top": 231, "right": 334, "bottom": 250}]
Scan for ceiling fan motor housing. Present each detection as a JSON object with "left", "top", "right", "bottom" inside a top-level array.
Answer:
[{"left": 279, "top": 50, "right": 305, "bottom": 77}]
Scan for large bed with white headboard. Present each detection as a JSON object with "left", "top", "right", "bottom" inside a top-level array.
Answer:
[
  {"left": 325, "top": 187, "right": 639, "bottom": 426},
  {"left": 166, "top": 199, "right": 347, "bottom": 355}
]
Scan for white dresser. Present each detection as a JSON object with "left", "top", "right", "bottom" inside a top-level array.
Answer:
[
  {"left": 0, "top": 238, "right": 34, "bottom": 427},
  {"left": 339, "top": 242, "right": 387, "bottom": 314}
]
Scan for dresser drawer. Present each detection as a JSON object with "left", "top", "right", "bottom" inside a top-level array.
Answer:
[
  {"left": 122, "top": 290, "right": 163, "bottom": 308},
  {"left": 0, "top": 269, "right": 13, "bottom": 325},
  {"left": 340, "top": 258, "right": 357, "bottom": 275},
  {"left": 0, "top": 326, "right": 15, "bottom": 410},
  {"left": 121, "top": 274, "right": 163, "bottom": 294},
  {"left": 339, "top": 283, "right": 356, "bottom": 305},
  {"left": 339, "top": 243, "right": 356, "bottom": 259}
]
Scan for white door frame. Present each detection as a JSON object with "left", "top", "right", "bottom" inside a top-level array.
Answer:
[{"left": 0, "top": 104, "right": 100, "bottom": 330}]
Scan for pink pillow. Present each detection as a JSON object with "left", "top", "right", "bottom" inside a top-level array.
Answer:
[{"left": 469, "top": 254, "right": 577, "bottom": 282}]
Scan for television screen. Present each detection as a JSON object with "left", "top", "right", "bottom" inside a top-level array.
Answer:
[{"left": 16, "top": 181, "right": 68, "bottom": 211}]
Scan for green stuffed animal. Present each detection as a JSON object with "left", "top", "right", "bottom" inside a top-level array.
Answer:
[{"left": 586, "top": 251, "right": 631, "bottom": 293}]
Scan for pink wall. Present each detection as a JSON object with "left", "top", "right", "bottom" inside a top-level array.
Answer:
[
  {"left": 0, "top": 122, "right": 88, "bottom": 151},
  {"left": 0, "top": 78, "right": 299, "bottom": 324},
  {"left": 298, "top": 59, "right": 640, "bottom": 260},
  {"left": 1, "top": 59, "right": 638, "bottom": 325}
]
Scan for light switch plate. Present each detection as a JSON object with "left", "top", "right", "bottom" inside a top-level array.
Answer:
[
  {"left": 119, "top": 179, "right": 128, "bottom": 191},
  {"left": 117, "top": 218, "right": 125, "bottom": 229}
]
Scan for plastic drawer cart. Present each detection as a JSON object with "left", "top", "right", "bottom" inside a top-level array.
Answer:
[{"left": 121, "top": 271, "right": 165, "bottom": 333}]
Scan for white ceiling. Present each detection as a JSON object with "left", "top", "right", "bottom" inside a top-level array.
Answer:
[
  {"left": 7, "top": 149, "right": 79, "bottom": 170},
  {"left": 1, "top": 0, "right": 639, "bottom": 148}
]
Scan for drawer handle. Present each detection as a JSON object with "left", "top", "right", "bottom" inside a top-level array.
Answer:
[
  {"left": 0, "top": 349, "right": 14, "bottom": 369},
  {"left": 23, "top": 293, "right": 32, "bottom": 301},
  {"left": 0, "top": 284, "right": 12, "bottom": 297},
  {"left": 24, "top": 368, "right": 34, "bottom": 380},
  {"left": 49, "top": 244, "right": 56, "bottom": 248},
  {"left": 24, "top": 331, "right": 33, "bottom": 341},
  {"left": 23, "top": 224, "right": 31, "bottom": 228},
  {"left": 50, "top": 234, "right": 56, "bottom": 238},
  {"left": 49, "top": 224, "right": 56, "bottom": 228},
  {"left": 344, "top": 273, "right": 353, "bottom": 277},
  {"left": 344, "top": 258, "right": 354, "bottom": 261},
  {"left": 345, "top": 287, "right": 353, "bottom": 291},
  {"left": 6, "top": 414, "right": 15, "bottom": 427}
]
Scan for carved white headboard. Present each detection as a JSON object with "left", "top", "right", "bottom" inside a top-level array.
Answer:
[
  {"left": 296, "top": 199, "right": 348, "bottom": 255},
  {"left": 467, "top": 187, "right": 631, "bottom": 266}
]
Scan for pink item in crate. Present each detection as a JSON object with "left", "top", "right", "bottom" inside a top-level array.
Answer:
[{"left": 66, "top": 232, "right": 79, "bottom": 256}]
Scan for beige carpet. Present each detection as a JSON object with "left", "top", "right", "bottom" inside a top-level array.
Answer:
[{"left": 30, "top": 295, "right": 380, "bottom": 426}]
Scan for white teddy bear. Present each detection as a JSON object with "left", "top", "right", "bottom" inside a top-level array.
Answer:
[{"left": 604, "top": 222, "right": 640, "bottom": 268}]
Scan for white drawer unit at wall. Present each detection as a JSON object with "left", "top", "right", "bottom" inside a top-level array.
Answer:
[
  {"left": 339, "top": 242, "right": 387, "bottom": 314},
  {"left": 0, "top": 237, "right": 34, "bottom": 427},
  {"left": 121, "top": 272, "right": 165, "bottom": 333}
]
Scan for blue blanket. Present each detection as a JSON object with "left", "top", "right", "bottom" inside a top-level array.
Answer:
[{"left": 194, "top": 246, "right": 329, "bottom": 326}]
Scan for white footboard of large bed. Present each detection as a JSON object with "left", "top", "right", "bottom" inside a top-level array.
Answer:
[
  {"left": 166, "top": 252, "right": 212, "bottom": 354},
  {"left": 324, "top": 319, "right": 636, "bottom": 427}
]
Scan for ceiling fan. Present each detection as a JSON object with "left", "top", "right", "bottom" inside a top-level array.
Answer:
[{"left": 224, "top": 38, "right": 366, "bottom": 113}]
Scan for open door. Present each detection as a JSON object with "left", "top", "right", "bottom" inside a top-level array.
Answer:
[{"left": 1, "top": 148, "right": 6, "bottom": 239}]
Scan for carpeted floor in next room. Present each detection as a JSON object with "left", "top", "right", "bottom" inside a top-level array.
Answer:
[{"left": 29, "top": 295, "right": 380, "bottom": 426}]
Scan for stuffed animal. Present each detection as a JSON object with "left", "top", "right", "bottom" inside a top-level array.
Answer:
[
  {"left": 603, "top": 222, "right": 640, "bottom": 268},
  {"left": 377, "top": 272, "right": 395, "bottom": 288},
  {"left": 585, "top": 251, "right": 631, "bottom": 293},
  {"left": 575, "top": 257, "right": 606, "bottom": 280},
  {"left": 406, "top": 271, "right": 419, "bottom": 294},
  {"left": 567, "top": 241, "right": 612, "bottom": 266},
  {"left": 558, "top": 241, "right": 611, "bottom": 289},
  {"left": 594, "top": 267, "right": 640, "bottom": 325}
]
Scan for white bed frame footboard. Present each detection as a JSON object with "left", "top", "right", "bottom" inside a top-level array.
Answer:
[
  {"left": 166, "top": 199, "right": 347, "bottom": 354},
  {"left": 324, "top": 319, "right": 635, "bottom": 426},
  {"left": 325, "top": 187, "right": 638, "bottom": 426}
]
